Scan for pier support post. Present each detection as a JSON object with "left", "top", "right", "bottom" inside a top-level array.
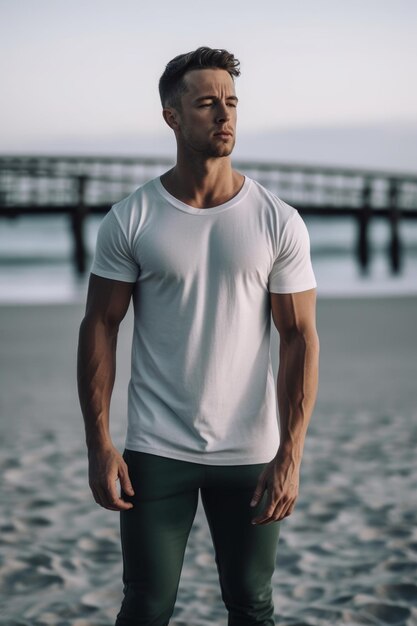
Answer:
[
  {"left": 388, "top": 179, "right": 402, "bottom": 274},
  {"left": 357, "top": 179, "right": 372, "bottom": 274},
  {"left": 71, "top": 175, "right": 88, "bottom": 275}
]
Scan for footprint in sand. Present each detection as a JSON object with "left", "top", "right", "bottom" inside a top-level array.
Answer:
[
  {"left": 375, "top": 583, "right": 417, "bottom": 605},
  {"left": 358, "top": 602, "right": 411, "bottom": 624},
  {"left": 4, "top": 567, "right": 63, "bottom": 593}
]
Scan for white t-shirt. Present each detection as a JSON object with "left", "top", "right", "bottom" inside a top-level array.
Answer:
[{"left": 91, "top": 175, "right": 317, "bottom": 465}]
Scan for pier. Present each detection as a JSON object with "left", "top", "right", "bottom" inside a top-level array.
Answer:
[{"left": 1, "top": 154, "right": 416, "bottom": 275}]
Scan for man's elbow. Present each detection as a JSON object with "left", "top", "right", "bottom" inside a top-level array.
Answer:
[
  {"left": 280, "top": 324, "right": 319, "bottom": 351},
  {"left": 79, "top": 312, "right": 120, "bottom": 342}
]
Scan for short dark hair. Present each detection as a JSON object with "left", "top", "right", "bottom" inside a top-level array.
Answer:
[{"left": 159, "top": 46, "right": 240, "bottom": 109}]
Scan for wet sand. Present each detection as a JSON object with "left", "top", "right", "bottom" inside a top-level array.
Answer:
[{"left": 0, "top": 297, "right": 416, "bottom": 625}]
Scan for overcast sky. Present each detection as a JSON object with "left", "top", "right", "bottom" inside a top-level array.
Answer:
[{"left": 1, "top": 0, "right": 416, "bottom": 156}]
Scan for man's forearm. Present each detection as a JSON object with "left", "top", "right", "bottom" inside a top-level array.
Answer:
[
  {"left": 276, "top": 330, "right": 319, "bottom": 465},
  {"left": 77, "top": 317, "right": 118, "bottom": 450}
]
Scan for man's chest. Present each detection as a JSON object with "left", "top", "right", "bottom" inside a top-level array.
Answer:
[{"left": 132, "top": 210, "right": 275, "bottom": 285}]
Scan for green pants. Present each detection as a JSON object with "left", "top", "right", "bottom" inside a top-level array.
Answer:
[{"left": 116, "top": 450, "right": 280, "bottom": 626}]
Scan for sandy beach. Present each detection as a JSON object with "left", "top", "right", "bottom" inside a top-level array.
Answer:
[{"left": 1, "top": 296, "right": 416, "bottom": 625}]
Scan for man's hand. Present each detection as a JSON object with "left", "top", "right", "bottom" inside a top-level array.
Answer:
[
  {"left": 250, "top": 452, "right": 300, "bottom": 525},
  {"left": 88, "top": 445, "right": 135, "bottom": 511}
]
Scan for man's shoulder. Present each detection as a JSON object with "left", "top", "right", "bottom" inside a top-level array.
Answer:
[
  {"left": 248, "top": 177, "right": 298, "bottom": 221},
  {"left": 106, "top": 177, "right": 161, "bottom": 236},
  {"left": 111, "top": 177, "right": 158, "bottom": 214}
]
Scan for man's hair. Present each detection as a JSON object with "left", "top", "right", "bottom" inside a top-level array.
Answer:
[{"left": 159, "top": 46, "right": 240, "bottom": 109}]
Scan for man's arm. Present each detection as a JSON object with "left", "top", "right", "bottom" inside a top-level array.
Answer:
[
  {"left": 77, "top": 273, "right": 135, "bottom": 511},
  {"left": 251, "top": 288, "right": 319, "bottom": 525}
]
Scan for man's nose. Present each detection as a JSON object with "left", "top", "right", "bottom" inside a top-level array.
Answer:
[{"left": 215, "top": 102, "right": 230, "bottom": 123}]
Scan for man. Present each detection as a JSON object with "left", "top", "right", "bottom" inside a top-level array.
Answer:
[{"left": 77, "top": 47, "right": 319, "bottom": 626}]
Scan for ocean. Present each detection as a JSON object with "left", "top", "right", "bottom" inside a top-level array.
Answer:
[{"left": 0, "top": 214, "right": 416, "bottom": 304}]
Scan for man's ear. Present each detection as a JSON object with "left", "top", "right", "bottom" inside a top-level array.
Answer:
[{"left": 162, "top": 107, "right": 180, "bottom": 131}]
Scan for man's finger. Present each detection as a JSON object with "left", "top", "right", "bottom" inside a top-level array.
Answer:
[
  {"left": 92, "top": 480, "right": 133, "bottom": 511},
  {"left": 280, "top": 498, "right": 296, "bottom": 520},
  {"left": 107, "top": 480, "right": 134, "bottom": 511},
  {"left": 119, "top": 463, "right": 135, "bottom": 496},
  {"left": 250, "top": 475, "right": 266, "bottom": 507},
  {"left": 251, "top": 492, "right": 279, "bottom": 525},
  {"left": 255, "top": 495, "right": 296, "bottom": 524},
  {"left": 107, "top": 495, "right": 133, "bottom": 511},
  {"left": 95, "top": 483, "right": 116, "bottom": 510},
  {"left": 252, "top": 507, "right": 276, "bottom": 525}
]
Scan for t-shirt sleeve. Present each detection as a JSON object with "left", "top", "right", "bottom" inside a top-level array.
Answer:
[
  {"left": 90, "top": 208, "right": 139, "bottom": 283},
  {"left": 268, "top": 211, "right": 317, "bottom": 293}
]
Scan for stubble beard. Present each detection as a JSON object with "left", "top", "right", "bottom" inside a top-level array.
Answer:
[
  {"left": 205, "top": 146, "right": 234, "bottom": 158},
  {"left": 196, "top": 136, "right": 236, "bottom": 159},
  {"left": 179, "top": 128, "right": 236, "bottom": 160}
]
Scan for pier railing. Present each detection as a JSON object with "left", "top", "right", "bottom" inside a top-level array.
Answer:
[{"left": 1, "top": 154, "right": 417, "bottom": 275}]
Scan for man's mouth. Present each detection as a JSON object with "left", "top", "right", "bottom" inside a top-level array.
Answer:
[{"left": 214, "top": 131, "right": 233, "bottom": 138}]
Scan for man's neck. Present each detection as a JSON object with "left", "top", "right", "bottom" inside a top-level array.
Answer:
[{"left": 160, "top": 156, "right": 244, "bottom": 209}]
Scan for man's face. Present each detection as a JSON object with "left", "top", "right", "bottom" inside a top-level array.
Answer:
[{"left": 169, "top": 68, "right": 238, "bottom": 158}]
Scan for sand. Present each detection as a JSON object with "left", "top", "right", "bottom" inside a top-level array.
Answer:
[{"left": 0, "top": 296, "right": 416, "bottom": 625}]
